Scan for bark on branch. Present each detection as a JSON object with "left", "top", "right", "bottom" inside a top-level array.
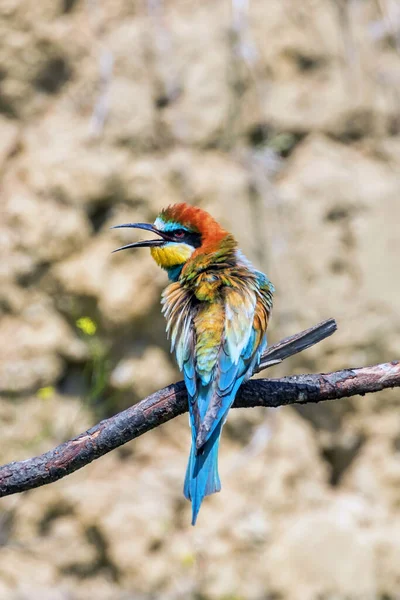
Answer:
[{"left": 0, "top": 318, "right": 399, "bottom": 499}]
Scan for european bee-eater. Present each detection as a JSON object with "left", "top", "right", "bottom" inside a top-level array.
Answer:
[{"left": 113, "top": 203, "right": 274, "bottom": 525}]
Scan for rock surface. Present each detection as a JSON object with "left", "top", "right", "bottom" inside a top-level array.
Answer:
[{"left": 0, "top": 0, "right": 400, "bottom": 599}]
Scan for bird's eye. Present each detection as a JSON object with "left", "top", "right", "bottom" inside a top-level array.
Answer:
[{"left": 174, "top": 229, "right": 186, "bottom": 239}]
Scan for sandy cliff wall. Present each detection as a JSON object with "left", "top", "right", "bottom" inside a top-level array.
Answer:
[{"left": 1, "top": 1, "right": 400, "bottom": 599}]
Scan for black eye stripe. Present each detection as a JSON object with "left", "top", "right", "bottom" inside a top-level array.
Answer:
[{"left": 170, "top": 229, "right": 202, "bottom": 248}]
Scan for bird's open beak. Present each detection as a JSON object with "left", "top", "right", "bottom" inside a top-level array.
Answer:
[{"left": 111, "top": 222, "right": 170, "bottom": 253}]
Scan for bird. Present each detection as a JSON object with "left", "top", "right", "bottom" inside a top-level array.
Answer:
[{"left": 112, "top": 203, "right": 274, "bottom": 525}]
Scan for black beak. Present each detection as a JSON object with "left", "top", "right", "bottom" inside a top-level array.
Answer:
[{"left": 111, "top": 223, "right": 170, "bottom": 253}]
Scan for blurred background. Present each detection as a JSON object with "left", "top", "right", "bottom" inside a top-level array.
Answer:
[{"left": 1, "top": 0, "right": 400, "bottom": 598}]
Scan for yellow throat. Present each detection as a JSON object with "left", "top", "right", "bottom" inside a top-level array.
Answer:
[{"left": 150, "top": 243, "right": 194, "bottom": 269}]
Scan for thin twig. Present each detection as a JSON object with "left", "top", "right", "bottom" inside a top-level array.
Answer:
[
  {"left": 258, "top": 318, "right": 337, "bottom": 369},
  {"left": 1, "top": 318, "right": 398, "bottom": 500}
]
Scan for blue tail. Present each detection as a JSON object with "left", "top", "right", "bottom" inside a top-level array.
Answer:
[{"left": 183, "top": 421, "right": 223, "bottom": 525}]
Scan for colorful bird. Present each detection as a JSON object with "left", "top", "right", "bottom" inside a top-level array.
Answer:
[{"left": 112, "top": 203, "right": 274, "bottom": 525}]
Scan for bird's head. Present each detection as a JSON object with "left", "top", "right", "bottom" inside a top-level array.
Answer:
[{"left": 112, "top": 203, "right": 235, "bottom": 279}]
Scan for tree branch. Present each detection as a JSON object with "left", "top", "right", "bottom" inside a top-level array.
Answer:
[{"left": 1, "top": 318, "right": 398, "bottom": 499}]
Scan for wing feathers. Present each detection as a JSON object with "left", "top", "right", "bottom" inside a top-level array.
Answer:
[
  {"left": 224, "top": 287, "right": 256, "bottom": 363},
  {"left": 163, "top": 271, "right": 273, "bottom": 451}
]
